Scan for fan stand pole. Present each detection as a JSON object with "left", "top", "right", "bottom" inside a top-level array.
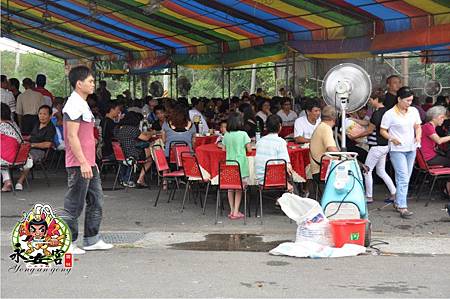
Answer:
[{"left": 340, "top": 98, "right": 347, "bottom": 152}]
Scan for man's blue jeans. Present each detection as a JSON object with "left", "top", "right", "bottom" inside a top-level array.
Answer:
[
  {"left": 61, "top": 166, "right": 104, "bottom": 247},
  {"left": 390, "top": 151, "right": 416, "bottom": 209}
]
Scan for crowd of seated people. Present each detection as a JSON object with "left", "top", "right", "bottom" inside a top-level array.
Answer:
[{"left": 2, "top": 70, "right": 450, "bottom": 219}]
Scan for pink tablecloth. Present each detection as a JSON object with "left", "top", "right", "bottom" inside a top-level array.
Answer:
[{"left": 195, "top": 143, "right": 310, "bottom": 184}]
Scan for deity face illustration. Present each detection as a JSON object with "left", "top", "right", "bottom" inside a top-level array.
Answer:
[{"left": 28, "top": 220, "right": 48, "bottom": 240}]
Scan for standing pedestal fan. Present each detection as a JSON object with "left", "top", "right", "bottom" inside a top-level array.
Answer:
[{"left": 320, "top": 63, "right": 372, "bottom": 247}]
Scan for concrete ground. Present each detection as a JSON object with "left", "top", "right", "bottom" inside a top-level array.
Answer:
[{"left": 1, "top": 170, "right": 450, "bottom": 298}]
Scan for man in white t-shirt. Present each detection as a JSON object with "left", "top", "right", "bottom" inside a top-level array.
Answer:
[
  {"left": 380, "top": 87, "right": 421, "bottom": 219},
  {"left": 189, "top": 97, "right": 209, "bottom": 134},
  {"left": 294, "top": 99, "right": 321, "bottom": 143},
  {"left": 276, "top": 98, "right": 297, "bottom": 126}
]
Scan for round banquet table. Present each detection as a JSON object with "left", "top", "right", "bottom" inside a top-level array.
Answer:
[{"left": 195, "top": 143, "right": 310, "bottom": 185}]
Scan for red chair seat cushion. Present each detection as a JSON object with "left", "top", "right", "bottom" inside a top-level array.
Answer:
[
  {"left": 429, "top": 168, "right": 450, "bottom": 175},
  {"left": 163, "top": 170, "right": 185, "bottom": 177}
]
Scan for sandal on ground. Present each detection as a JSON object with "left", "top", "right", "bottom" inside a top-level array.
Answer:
[
  {"left": 136, "top": 181, "right": 149, "bottom": 188},
  {"left": 235, "top": 212, "right": 245, "bottom": 219},
  {"left": 1, "top": 183, "right": 12, "bottom": 192},
  {"left": 228, "top": 214, "right": 240, "bottom": 220},
  {"left": 399, "top": 209, "right": 413, "bottom": 218}
]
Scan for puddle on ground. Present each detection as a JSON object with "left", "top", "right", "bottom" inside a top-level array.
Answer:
[{"left": 169, "top": 234, "right": 290, "bottom": 252}]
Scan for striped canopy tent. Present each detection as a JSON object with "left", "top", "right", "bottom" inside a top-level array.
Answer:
[{"left": 1, "top": 0, "right": 450, "bottom": 73}]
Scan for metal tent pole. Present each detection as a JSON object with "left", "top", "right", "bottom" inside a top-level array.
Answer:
[
  {"left": 227, "top": 68, "right": 231, "bottom": 100},
  {"left": 170, "top": 66, "right": 173, "bottom": 98},
  {"left": 175, "top": 65, "right": 179, "bottom": 99},
  {"left": 285, "top": 51, "right": 289, "bottom": 95},
  {"left": 292, "top": 52, "right": 296, "bottom": 104}
]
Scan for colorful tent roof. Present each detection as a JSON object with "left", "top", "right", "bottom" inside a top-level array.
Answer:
[{"left": 1, "top": 0, "right": 450, "bottom": 69}]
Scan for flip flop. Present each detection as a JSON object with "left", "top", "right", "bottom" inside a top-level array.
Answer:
[
  {"left": 235, "top": 212, "right": 245, "bottom": 219},
  {"left": 229, "top": 214, "right": 240, "bottom": 220}
]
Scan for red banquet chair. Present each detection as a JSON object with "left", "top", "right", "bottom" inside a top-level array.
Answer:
[
  {"left": 1, "top": 142, "right": 31, "bottom": 195},
  {"left": 415, "top": 148, "right": 450, "bottom": 206},
  {"left": 111, "top": 142, "right": 126, "bottom": 191},
  {"left": 257, "top": 159, "right": 289, "bottom": 224},
  {"left": 110, "top": 142, "right": 153, "bottom": 191},
  {"left": 152, "top": 146, "right": 184, "bottom": 207},
  {"left": 179, "top": 152, "right": 210, "bottom": 213},
  {"left": 174, "top": 145, "right": 191, "bottom": 170},
  {"left": 313, "top": 154, "right": 331, "bottom": 201},
  {"left": 169, "top": 141, "right": 189, "bottom": 168},
  {"left": 215, "top": 160, "right": 247, "bottom": 224}
]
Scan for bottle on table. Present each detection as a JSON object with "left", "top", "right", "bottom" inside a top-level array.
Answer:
[
  {"left": 142, "top": 119, "right": 149, "bottom": 132},
  {"left": 255, "top": 120, "right": 261, "bottom": 143}
]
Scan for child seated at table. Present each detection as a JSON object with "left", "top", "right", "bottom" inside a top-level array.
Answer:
[
  {"left": 255, "top": 114, "right": 293, "bottom": 192},
  {"left": 221, "top": 112, "right": 252, "bottom": 220},
  {"left": 216, "top": 120, "right": 227, "bottom": 144}
]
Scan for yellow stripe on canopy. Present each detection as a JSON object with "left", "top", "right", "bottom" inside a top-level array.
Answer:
[
  {"left": 6, "top": 0, "right": 147, "bottom": 51},
  {"left": 71, "top": 0, "right": 203, "bottom": 47},
  {"left": 253, "top": 0, "right": 344, "bottom": 39},
  {"left": 404, "top": 0, "right": 450, "bottom": 24},
  {"left": 159, "top": 7, "right": 252, "bottom": 48}
]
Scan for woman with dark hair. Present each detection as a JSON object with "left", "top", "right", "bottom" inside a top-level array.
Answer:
[
  {"left": 255, "top": 99, "right": 272, "bottom": 132},
  {"left": 435, "top": 95, "right": 447, "bottom": 107},
  {"left": 114, "top": 111, "right": 153, "bottom": 187},
  {"left": 161, "top": 103, "right": 196, "bottom": 157},
  {"left": 380, "top": 87, "right": 421, "bottom": 218},
  {"left": 239, "top": 103, "right": 257, "bottom": 139},
  {"left": 1, "top": 103, "right": 22, "bottom": 191}
]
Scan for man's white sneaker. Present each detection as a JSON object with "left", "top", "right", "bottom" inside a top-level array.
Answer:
[
  {"left": 69, "top": 244, "right": 86, "bottom": 255},
  {"left": 15, "top": 183, "right": 23, "bottom": 191},
  {"left": 83, "top": 240, "right": 113, "bottom": 251}
]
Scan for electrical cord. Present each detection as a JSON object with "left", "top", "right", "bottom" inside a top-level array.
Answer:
[{"left": 368, "top": 239, "right": 390, "bottom": 254}]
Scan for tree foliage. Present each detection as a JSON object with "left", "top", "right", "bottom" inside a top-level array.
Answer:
[
  {"left": 2, "top": 50, "right": 449, "bottom": 100},
  {"left": 1, "top": 51, "right": 67, "bottom": 96}
]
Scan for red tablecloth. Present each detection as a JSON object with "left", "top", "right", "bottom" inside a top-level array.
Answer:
[
  {"left": 194, "top": 135, "right": 219, "bottom": 148},
  {"left": 195, "top": 143, "right": 310, "bottom": 182},
  {"left": 279, "top": 126, "right": 294, "bottom": 138}
]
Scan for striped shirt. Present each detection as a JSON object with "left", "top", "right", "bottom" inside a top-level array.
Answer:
[{"left": 255, "top": 133, "right": 290, "bottom": 183}]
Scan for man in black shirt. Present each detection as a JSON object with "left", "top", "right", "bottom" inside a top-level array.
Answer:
[
  {"left": 100, "top": 101, "right": 121, "bottom": 160},
  {"left": 15, "top": 105, "right": 56, "bottom": 190},
  {"left": 384, "top": 75, "right": 402, "bottom": 110}
]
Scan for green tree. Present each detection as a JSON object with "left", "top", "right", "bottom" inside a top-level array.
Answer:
[{"left": 0, "top": 51, "right": 67, "bottom": 97}]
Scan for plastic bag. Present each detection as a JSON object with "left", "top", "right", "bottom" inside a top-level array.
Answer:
[
  {"left": 296, "top": 221, "right": 332, "bottom": 247},
  {"left": 278, "top": 193, "right": 325, "bottom": 225},
  {"left": 278, "top": 193, "right": 333, "bottom": 247}
]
